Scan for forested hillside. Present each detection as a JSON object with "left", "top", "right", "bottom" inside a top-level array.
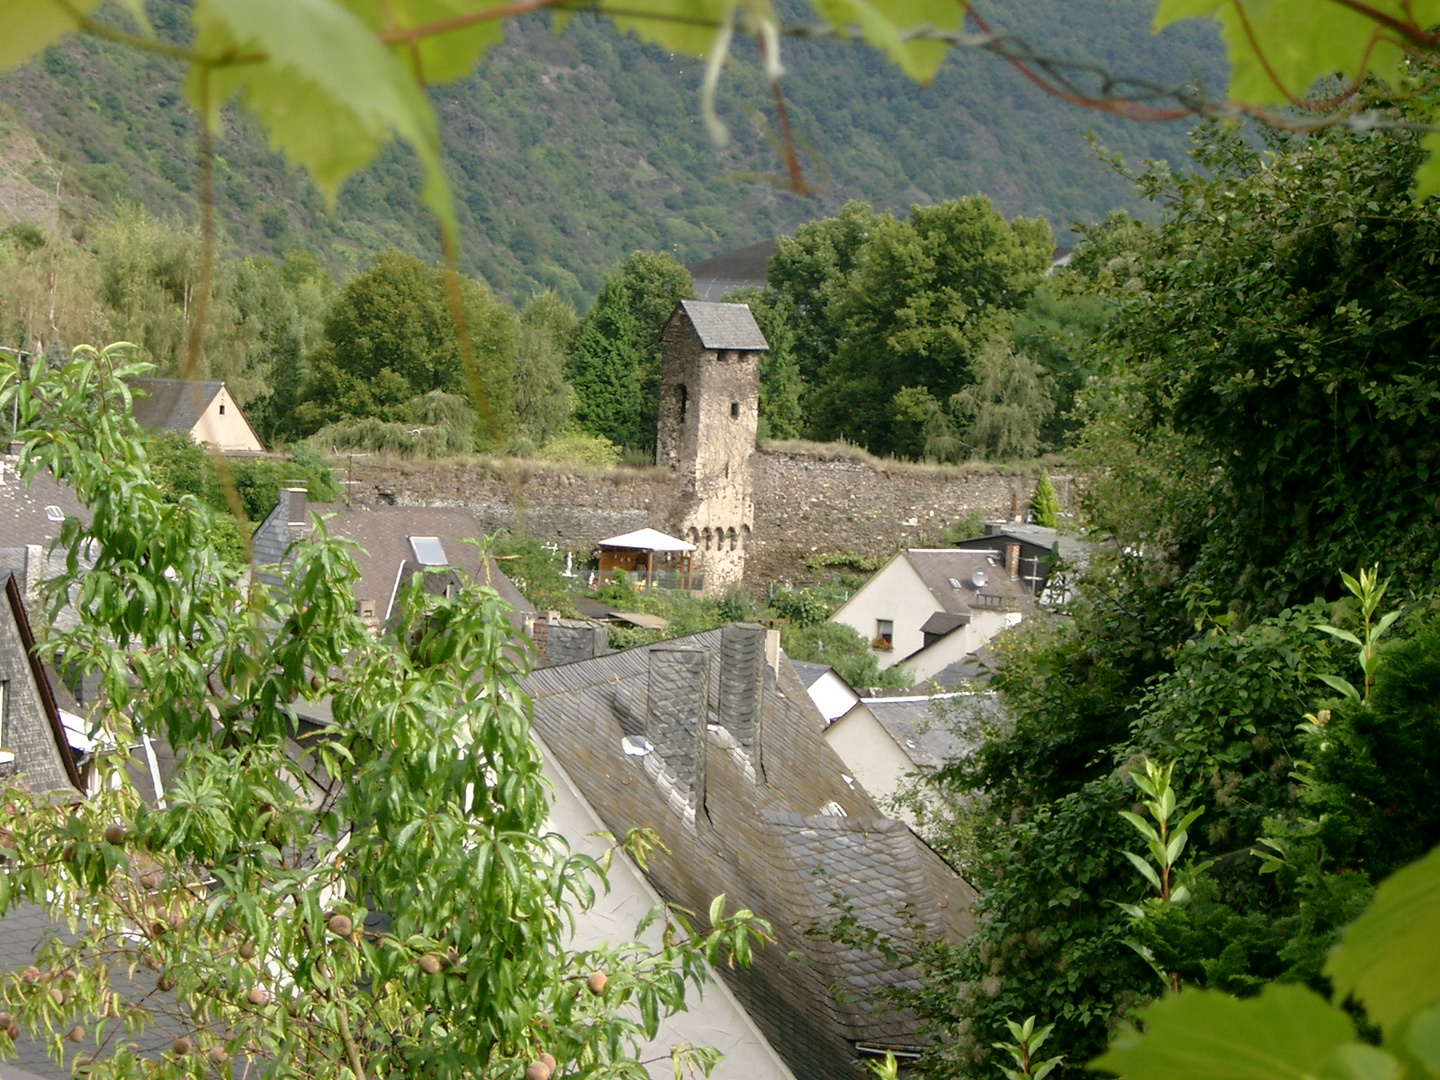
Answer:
[{"left": 0, "top": 0, "right": 1221, "bottom": 305}]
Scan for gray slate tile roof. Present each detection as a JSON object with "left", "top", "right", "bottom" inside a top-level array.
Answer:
[
  {"left": 952, "top": 524, "right": 1088, "bottom": 562},
  {"left": 787, "top": 660, "right": 832, "bottom": 689},
  {"left": 677, "top": 300, "right": 770, "bottom": 352},
  {"left": 861, "top": 695, "right": 985, "bottom": 771},
  {"left": 0, "top": 457, "right": 88, "bottom": 550},
  {"left": 126, "top": 379, "right": 224, "bottom": 434},
  {"left": 523, "top": 628, "right": 975, "bottom": 1080},
  {"left": 903, "top": 549, "right": 1032, "bottom": 615}
]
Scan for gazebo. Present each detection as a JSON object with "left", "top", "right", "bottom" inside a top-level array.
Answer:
[{"left": 595, "top": 528, "right": 698, "bottom": 591}]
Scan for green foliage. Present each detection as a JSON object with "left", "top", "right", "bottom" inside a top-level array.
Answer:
[
  {"left": 149, "top": 429, "right": 340, "bottom": 521},
  {"left": 951, "top": 336, "right": 1055, "bottom": 461},
  {"left": 491, "top": 535, "right": 577, "bottom": 614},
  {"left": 1031, "top": 470, "right": 1061, "bottom": 528},
  {"left": 997, "top": 1016, "right": 1066, "bottom": 1080},
  {"left": 0, "top": 343, "right": 770, "bottom": 1079},
  {"left": 1091, "top": 842, "right": 1440, "bottom": 1080},
  {"left": 567, "top": 250, "right": 694, "bottom": 451},
  {"left": 1085, "top": 121, "right": 1440, "bottom": 607},
  {"left": 535, "top": 430, "right": 622, "bottom": 467},
  {"left": 294, "top": 249, "right": 515, "bottom": 448},
  {"left": 780, "top": 620, "right": 910, "bottom": 690},
  {"left": 770, "top": 587, "right": 832, "bottom": 628},
  {"left": 511, "top": 290, "right": 578, "bottom": 452},
  {"left": 802, "top": 551, "right": 888, "bottom": 574},
  {"left": 796, "top": 198, "right": 1054, "bottom": 457}
]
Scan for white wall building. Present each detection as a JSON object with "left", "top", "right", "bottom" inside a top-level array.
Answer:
[{"left": 828, "top": 549, "right": 1028, "bottom": 684}]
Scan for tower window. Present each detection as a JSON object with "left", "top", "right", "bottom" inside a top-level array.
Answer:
[
  {"left": 679, "top": 384, "right": 688, "bottom": 423},
  {"left": 730, "top": 401, "right": 739, "bottom": 419}
]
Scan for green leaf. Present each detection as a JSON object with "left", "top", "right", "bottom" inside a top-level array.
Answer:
[
  {"left": 1326, "top": 844, "right": 1440, "bottom": 1030},
  {"left": 1319, "top": 1046, "right": 1400, "bottom": 1080},
  {"left": 1403, "top": 1004, "right": 1440, "bottom": 1076},
  {"left": 1090, "top": 984, "right": 1356, "bottom": 1080},
  {"left": 0, "top": 0, "right": 100, "bottom": 71},
  {"left": 337, "top": 0, "right": 507, "bottom": 83},
  {"left": 1316, "top": 625, "right": 1364, "bottom": 648},
  {"left": 1123, "top": 849, "right": 1164, "bottom": 892},
  {"left": 808, "top": 0, "right": 963, "bottom": 83},
  {"left": 1315, "top": 673, "right": 1362, "bottom": 702},
  {"left": 189, "top": 0, "right": 454, "bottom": 234},
  {"left": 1119, "top": 810, "right": 1161, "bottom": 845}
]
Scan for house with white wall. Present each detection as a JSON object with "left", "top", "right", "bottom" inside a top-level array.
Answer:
[{"left": 827, "top": 549, "right": 1028, "bottom": 684}]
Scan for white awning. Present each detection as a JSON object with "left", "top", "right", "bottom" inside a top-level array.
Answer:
[{"left": 597, "top": 528, "right": 696, "bottom": 553}]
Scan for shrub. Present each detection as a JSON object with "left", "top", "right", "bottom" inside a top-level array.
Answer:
[
  {"left": 1031, "top": 469, "right": 1060, "bottom": 528},
  {"left": 537, "top": 431, "right": 621, "bottom": 468}
]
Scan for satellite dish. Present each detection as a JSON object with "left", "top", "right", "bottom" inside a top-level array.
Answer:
[{"left": 971, "top": 566, "right": 988, "bottom": 587}]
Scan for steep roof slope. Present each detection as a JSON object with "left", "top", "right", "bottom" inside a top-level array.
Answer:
[{"left": 126, "top": 379, "right": 223, "bottom": 434}]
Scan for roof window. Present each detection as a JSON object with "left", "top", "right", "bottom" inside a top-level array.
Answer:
[{"left": 409, "top": 536, "right": 447, "bottom": 565}]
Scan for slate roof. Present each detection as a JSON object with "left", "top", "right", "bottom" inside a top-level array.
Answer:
[
  {"left": 126, "top": 378, "right": 224, "bottom": 434},
  {"left": 0, "top": 456, "right": 89, "bottom": 549},
  {"left": 676, "top": 300, "right": 770, "bottom": 352},
  {"left": 255, "top": 500, "right": 532, "bottom": 626},
  {"left": 952, "top": 524, "right": 1088, "bottom": 563},
  {"left": 860, "top": 694, "right": 982, "bottom": 771},
  {"left": 788, "top": 660, "right": 832, "bottom": 689},
  {"left": 523, "top": 628, "right": 975, "bottom": 1080},
  {"left": 902, "top": 549, "right": 1032, "bottom": 615},
  {"left": 919, "top": 611, "right": 969, "bottom": 638}
]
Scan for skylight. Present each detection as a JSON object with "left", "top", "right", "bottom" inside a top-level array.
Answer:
[
  {"left": 45, "top": 505, "right": 63, "bottom": 522},
  {"left": 409, "top": 536, "right": 448, "bottom": 565}
]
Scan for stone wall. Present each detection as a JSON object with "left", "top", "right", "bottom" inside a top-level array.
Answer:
[{"left": 330, "top": 449, "right": 1077, "bottom": 587}]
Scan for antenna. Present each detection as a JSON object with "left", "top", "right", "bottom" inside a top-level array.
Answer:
[{"left": 971, "top": 566, "right": 988, "bottom": 587}]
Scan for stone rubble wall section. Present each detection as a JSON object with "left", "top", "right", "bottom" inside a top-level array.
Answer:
[{"left": 332, "top": 451, "right": 1076, "bottom": 586}]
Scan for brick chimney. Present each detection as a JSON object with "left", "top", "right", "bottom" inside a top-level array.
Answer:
[
  {"left": 646, "top": 645, "right": 710, "bottom": 816},
  {"left": 1006, "top": 541, "right": 1021, "bottom": 580},
  {"left": 718, "top": 623, "right": 765, "bottom": 778}
]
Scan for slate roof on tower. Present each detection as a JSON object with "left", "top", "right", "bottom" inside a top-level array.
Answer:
[{"left": 673, "top": 300, "right": 770, "bottom": 352}]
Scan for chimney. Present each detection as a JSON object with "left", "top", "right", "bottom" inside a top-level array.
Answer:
[
  {"left": 23, "top": 543, "right": 43, "bottom": 603},
  {"left": 718, "top": 623, "right": 765, "bottom": 777},
  {"left": 1006, "top": 541, "right": 1021, "bottom": 580},
  {"left": 646, "top": 645, "right": 709, "bottom": 816},
  {"left": 545, "top": 620, "right": 608, "bottom": 665},
  {"left": 282, "top": 487, "right": 308, "bottom": 537},
  {"left": 983, "top": 519, "right": 1007, "bottom": 537},
  {"left": 1010, "top": 490, "right": 1023, "bottom": 524}
]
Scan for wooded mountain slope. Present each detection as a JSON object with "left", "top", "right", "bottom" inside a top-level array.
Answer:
[{"left": 0, "top": 0, "right": 1221, "bottom": 305}]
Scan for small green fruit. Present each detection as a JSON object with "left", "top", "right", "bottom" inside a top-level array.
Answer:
[{"left": 326, "top": 914, "right": 352, "bottom": 937}]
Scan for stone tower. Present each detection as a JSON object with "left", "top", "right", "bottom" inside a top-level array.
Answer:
[{"left": 656, "top": 300, "right": 768, "bottom": 593}]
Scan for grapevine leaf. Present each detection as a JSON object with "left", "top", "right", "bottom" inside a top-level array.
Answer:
[
  {"left": 1326, "top": 844, "right": 1440, "bottom": 1030},
  {"left": 188, "top": 0, "right": 454, "bottom": 234},
  {"left": 1089, "top": 984, "right": 1356, "bottom": 1080},
  {"left": 808, "top": 0, "right": 962, "bottom": 83},
  {"left": 1404, "top": 1003, "right": 1440, "bottom": 1076},
  {"left": 0, "top": 0, "right": 100, "bottom": 71},
  {"left": 598, "top": 0, "right": 736, "bottom": 58},
  {"left": 1319, "top": 1046, "right": 1401, "bottom": 1080},
  {"left": 337, "top": 0, "right": 508, "bottom": 83}
]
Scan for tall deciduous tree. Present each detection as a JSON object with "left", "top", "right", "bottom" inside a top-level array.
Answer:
[
  {"left": 293, "top": 250, "right": 515, "bottom": 448},
  {"left": 797, "top": 197, "right": 1053, "bottom": 457},
  {"left": 723, "top": 287, "right": 803, "bottom": 442},
  {"left": 511, "top": 290, "right": 578, "bottom": 454}
]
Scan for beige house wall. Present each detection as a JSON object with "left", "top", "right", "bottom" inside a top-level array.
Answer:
[
  {"left": 902, "top": 609, "right": 1021, "bottom": 683},
  {"left": 828, "top": 555, "right": 937, "bottom": 671},
  {"left": 822, "top": 703, "right": 917, "bottom": 812},
  {"left": 189, "top": 385, "right": 264, "bottom": 453}
]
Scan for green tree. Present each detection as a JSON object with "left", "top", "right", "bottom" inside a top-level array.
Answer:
[
  {"left": 950, "top": 335, "right": 1053, "bottom": 461},
  {"left": 723, "top": 287, "right": 803, "bottom": 442},
  {"left": 0, "top": 345, "right": 768, "bottom": 1080},
  {"left": 567, "top": 251, "right": 694, "bottom": 451},
  {"left": 511, "top": 290, "right": 578, "bottom": 454},
  {"left": 805, "top": 197, "right": 1053, "bottom": 456},
  {"left": 1031, "top": 470, "right": 1060, "bottom": 528},
  {"left": 294, "top": 250, "right": 515, "bottom": 448}
]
